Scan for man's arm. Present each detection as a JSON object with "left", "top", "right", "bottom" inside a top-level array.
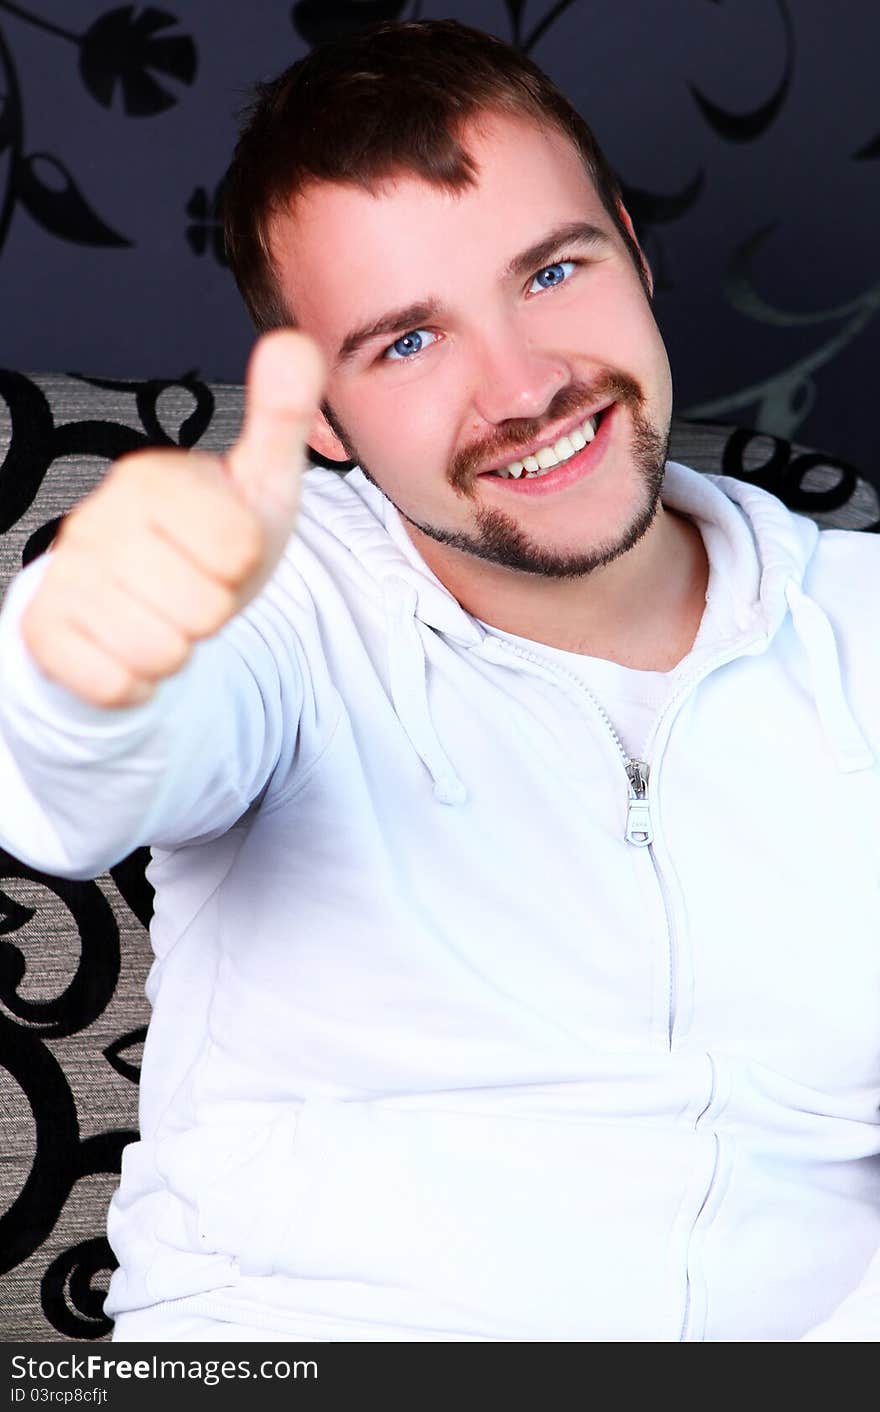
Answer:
[{"left": 0, "top": 332, "right": 325, "bottom": 878}]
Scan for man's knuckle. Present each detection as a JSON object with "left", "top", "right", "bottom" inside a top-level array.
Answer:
[
  {"left": 92, "top": 668, "right": 138, "bottom": 709},
  {"left": 192, "top": 583, "right": 236, "bottom": 635},
  {"left": 162, "top": 634, "right": 192, "bottom": 675}
]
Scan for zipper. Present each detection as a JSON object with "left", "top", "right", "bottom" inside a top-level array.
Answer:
[
  {"left": 563, "top": 677, "right": 656, "bottom": 848},
  {"left": 479, "top": 631, "right": 765, "bottom": 1046},
  {"left": 480, "top": 634, "right": 657, "bottom": 846},
  {"left": 479, "top": 622, "right": 766, "bottom": 840},
  {"left": 679, "top": 1056, "right": 721, "bottom": 1341},
  {"left": 496, "top": 643, "right": 673, "bottom": 1026},
  {"left": 477, "top": 628, "right": 768, "bottom": 1335},
  {"left": 513, "top": 657, "right": 668, "bottom": 1021},
  {"left": 621, "top": 755, "right": 676, "bottom": 1039},
  {"left": 679, "top": 1143, "right": 723, "bottom": 1341},
  {"left": 625, "top": 759, "right": 653, "bottom": 846}
]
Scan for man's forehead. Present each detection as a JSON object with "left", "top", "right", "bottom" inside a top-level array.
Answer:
[
  {"left": 269, "top": 112, "right": 607, "bottom": 313},
  {"left": 275, "top": 110, "right": 599, "bottom": 230}
]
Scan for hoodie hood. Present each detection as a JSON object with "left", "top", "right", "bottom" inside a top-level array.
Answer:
[
  {"left": 299, "top": 460, "right": 874, "bottom": 802},
  {"left": 677, "top": 467, "right": 874, "bottom": 775}
]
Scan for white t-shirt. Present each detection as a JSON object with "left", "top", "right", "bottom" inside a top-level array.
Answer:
[{"left": 477, "top": 515, "right": 726, "bottom": 761}]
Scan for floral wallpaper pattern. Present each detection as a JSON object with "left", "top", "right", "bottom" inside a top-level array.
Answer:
[{"left": 0, "top": 1, "right": 876, "bottom": 471}]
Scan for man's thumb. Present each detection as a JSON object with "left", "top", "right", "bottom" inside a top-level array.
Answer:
[{"left": 225, "top": 329, "right": 326, "bottom": 521}]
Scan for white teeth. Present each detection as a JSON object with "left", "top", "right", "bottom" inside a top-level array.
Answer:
[
  {"left": 493, "top": 408, "right": 605, "bottom": 479},
  {"left": 555, "top": 434, "right": 575, "bottom": 460}
]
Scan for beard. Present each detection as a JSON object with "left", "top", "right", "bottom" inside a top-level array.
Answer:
[{"left": 321, "top": 370, "right": 670, "bottom": 580}]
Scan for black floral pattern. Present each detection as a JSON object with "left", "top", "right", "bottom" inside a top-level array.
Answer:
[
  {"left": 688, "top": 0, "right": 793, "bottom": 142},
  {"left": 78, "top": 5, "right": 197, "bottom": 116},
  {"left": 185, "top": 180, "right": 228, "bottom": 265},
  {"left": 854, "top": 132, "right": 880, "bottom": 161},
  {"left": 0, "top": 370, "right": 220, "bottom": 1339},
  {"left": 291, "top": 0, "right": 417, "bottom": 47},
  {"left": 503, "top": 0, "right": 580, "bottom": 56},
  {"left": 0, "top": 4, "right": 196, "bottom": 256},
  {"left": 0, "top": 2, "right": 876, "bottom": 467},
  {"left": 41, "top": 1238, "right": 120, "bottom": 1340}
]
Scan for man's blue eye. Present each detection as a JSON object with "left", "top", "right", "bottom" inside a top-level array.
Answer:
[
  {"left": 529, "top": 260, "right": 576, "bottom": 293},
  {"left": 384, "top": 329, "right": 437, "bottom": 360}
]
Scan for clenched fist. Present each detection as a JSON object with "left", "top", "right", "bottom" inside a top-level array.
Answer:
[{"left": 20, "top": 331, "right": 326, "bottom": 708}]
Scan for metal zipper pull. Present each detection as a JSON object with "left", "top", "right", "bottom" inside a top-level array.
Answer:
[{"left": 625, "top": 759, "right": 653, "bottom": 847}]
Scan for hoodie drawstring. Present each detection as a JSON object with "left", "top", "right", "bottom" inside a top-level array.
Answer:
[
  {"left": 383, "top": 577, "right": 468, "bottom": 806},
  {"left": 783, "top": 581, "right": 875, "bottom": 774}
]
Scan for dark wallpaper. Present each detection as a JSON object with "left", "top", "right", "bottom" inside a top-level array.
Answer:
[{"left": 0, "top": 0, "right": 877, "bottom": 476}]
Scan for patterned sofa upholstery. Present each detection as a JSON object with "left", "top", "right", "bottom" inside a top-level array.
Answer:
[{"left": 0, "top": 368, "right": 876, "bottom": 1342}]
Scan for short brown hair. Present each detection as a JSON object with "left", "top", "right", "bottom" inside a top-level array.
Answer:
[{"left": 223, "top": 19, "right": 649, "bottom": 331}]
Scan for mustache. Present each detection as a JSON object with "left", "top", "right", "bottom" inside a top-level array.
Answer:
[{"left": 450, "top": 371, "right": 644, "bottom": 491}]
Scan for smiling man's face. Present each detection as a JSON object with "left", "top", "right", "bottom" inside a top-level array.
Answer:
[{"left": 270, "top": 109, "right": 674, "bottom": 584}]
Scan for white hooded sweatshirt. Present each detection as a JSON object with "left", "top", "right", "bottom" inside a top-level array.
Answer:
[{"left": 0, "top": 461, "right": 879, "bottom": 1343}]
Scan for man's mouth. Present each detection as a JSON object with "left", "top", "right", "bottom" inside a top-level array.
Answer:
[{"left": 480, "top": 407, "right": 608, "bottom": 480}]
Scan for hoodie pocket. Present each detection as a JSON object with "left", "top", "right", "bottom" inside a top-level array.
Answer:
[
  {"left": 194, "top": 1095, "right": 707, "bottom": 1340},
  {"left": 193, "top": 1108, "right": 307, "bottom": 1276}
]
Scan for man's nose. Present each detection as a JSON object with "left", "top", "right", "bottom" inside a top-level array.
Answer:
[{"left": 470, "top": 328, "right": 569, "bottom": 425}]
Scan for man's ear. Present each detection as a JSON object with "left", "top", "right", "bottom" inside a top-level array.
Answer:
[
  {"left": 307, "top": 405, "right": 352, "bottom": 464},
  {"left": 616, "top": 200, "right": 653, "bottom": 299}
]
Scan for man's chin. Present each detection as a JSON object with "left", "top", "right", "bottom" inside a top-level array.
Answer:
[
  {"left": 348, "top": 405, "right": 670, "bottom": 581},
  {"left": 397, "top": 489, "right": 664, "bottom": 581}
]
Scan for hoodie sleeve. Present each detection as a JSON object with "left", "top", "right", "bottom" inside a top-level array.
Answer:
[{"left": 0, "top": 554, "right": 308, "bottom": 880}]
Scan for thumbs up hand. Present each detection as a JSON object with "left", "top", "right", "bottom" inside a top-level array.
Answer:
[{"left": 20, "top": 330, "right": 326, "bottom": 708}]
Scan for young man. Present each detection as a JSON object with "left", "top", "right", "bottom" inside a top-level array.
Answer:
[{"left": 0, "top": 20, "right": 878, "bottom": 1342}]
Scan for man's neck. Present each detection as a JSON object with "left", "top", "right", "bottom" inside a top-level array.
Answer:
[{"left": 405, "top": 505, "right": 710, "bottom": 674}]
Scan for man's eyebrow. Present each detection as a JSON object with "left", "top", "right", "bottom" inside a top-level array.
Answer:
[
  {"left": 336, "top": 299, "right": 441, "bottom": 365},
  {"left": 504, "top": 221, "right": 611, "bottom": 280},
  {"left": 333, "top": 224, "right": 610, "bottom": 366}
]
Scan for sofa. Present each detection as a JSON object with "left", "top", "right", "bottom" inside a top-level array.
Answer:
[{"left": 0, "top": 367, "right": 876, "bottom": 1341}]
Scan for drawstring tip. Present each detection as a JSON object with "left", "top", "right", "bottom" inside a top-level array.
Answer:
[
  {"left": 433, "top": 776, "right": 468, "bottom": 806},
  {"left": 831, "top": 742, "right": 875, "bottom": 775}
]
